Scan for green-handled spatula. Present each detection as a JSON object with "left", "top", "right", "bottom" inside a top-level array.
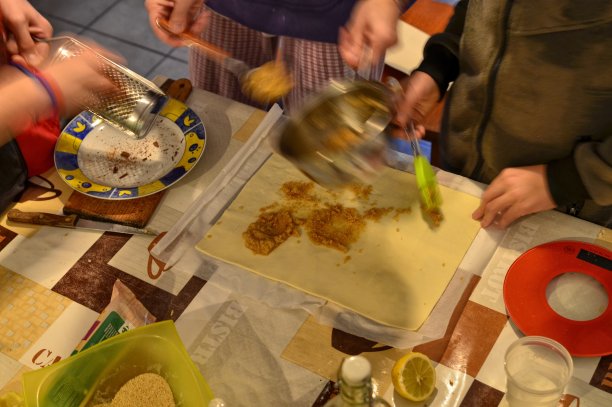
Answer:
[{"left": 405, "top": 121, "right": 444, "bottom": 225}]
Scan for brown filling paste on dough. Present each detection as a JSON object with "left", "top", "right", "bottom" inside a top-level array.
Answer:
[
  {"left": 304, "top": 204, "right": 366, "bottom": 253},
  {"left": 243, "top": 209, "right": 300, "bottom": 255},
  {"left": 242, "top": 181, "right": 412, "bottom": 256}
]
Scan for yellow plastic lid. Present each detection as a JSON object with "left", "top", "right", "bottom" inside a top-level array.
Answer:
[{"left": 22, "top": 320, "right": 214, "bottom": 406}]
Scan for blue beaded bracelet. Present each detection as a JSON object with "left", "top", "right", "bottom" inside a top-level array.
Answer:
[{"left": 9, "top": 61, "right": 61, "bottom": 112}]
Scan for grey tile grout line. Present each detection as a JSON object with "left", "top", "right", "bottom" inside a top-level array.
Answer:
[
  {"left": 47, "top": 0, "right": 124, "bottom": 34},
  {"left": 83, "top": 27, "right": 172, "bottom": 58},
  {"left": 42, "top": 0, "right": 188, "bottom": 78},
  {"left": 166, "top": 53, "right": 189, "bottom": 63},
  {"left": 84, "top": 0, "right": 124, "bottom": 28},
  {"left": 145, "top": 54, "right": 184, "bottom": 78},
  {"left": 145, "top": 57, "right": 166, "bottom": 77},
  {"left": 44, "top": 15, "right": 189, "bottom": 64}
]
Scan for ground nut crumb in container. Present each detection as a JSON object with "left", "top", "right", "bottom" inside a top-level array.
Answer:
[{"left": 92, "top": 373, "right": 175, "bottom": 407}]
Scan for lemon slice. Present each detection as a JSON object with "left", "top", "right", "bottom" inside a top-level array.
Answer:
[{"left": 391, "top": 352, "right": 436, "bottom": 402}]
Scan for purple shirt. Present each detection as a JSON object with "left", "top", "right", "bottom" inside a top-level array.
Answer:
[{"left": 206, "top": 0, "right": 358, "bottom": 43}]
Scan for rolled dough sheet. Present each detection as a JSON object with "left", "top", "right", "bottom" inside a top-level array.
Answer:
[{"left": 196, "top": 154, "right": 481, "bottom": 330}]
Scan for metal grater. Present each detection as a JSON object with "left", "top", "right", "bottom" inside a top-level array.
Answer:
[{"left": 46, "top": 36, "right": 166, "bottom": 139}]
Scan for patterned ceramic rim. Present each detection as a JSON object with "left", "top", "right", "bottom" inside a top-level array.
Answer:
[{"left": 54, "top": 98, "right": 206, "bottom": 200}]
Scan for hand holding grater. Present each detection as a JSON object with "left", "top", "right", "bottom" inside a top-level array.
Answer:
[{"left": 42, "top": 36, "right": 166, "bottom": 139}]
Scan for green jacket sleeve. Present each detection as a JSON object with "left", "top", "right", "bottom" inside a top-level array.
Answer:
[{"left": 413, "top": 0, "right": 469, "bottom": 97}]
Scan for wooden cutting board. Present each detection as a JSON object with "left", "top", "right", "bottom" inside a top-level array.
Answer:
[{"left": 62, "top": 78, "right": 193, "bottom": 228}]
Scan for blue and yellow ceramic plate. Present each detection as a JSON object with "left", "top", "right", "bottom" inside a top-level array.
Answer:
[{"left": 54, "top": 98, "right": 205, "bottom": 200}]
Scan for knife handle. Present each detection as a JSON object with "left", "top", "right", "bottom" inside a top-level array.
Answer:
[
  {"left": 166, "top": 78, "right": 193, "bottom": 103},
  {"left": 7, "top": 209, "right": 78, "bottom": 228}
]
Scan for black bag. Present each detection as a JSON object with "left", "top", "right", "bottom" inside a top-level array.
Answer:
[{"left": 0, "top": 140, "right": 27, "bottom": 212}]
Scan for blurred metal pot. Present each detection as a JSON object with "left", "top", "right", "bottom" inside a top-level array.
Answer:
[{"left": 278, "top": 79, "right": 397, "bottom": 188}]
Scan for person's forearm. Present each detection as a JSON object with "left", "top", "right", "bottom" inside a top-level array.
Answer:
[
  {"left": 444, "top": 0, "right": 469, "bottom": 39},
  {"left": 414, "top": 0, "right": 469, "bottom": 97},
  {"left": 0, "top": 75, "right": 53, "bottom": 147}
]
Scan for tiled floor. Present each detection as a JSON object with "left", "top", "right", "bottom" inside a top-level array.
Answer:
[{"left": 30, "top": 0, "right": 189, "bottom": 80}]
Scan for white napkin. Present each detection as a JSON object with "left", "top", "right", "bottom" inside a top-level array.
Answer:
[{"left": 150, "top": 104, "right": 283, "bottom": 266}]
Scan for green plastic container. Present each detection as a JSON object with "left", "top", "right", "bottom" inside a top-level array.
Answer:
[{"left": 22, "top": 321, "right": 214, "bottom": 407}]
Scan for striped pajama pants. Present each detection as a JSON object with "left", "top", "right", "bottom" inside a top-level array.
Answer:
[{"left": 189, "top": 9, "right": 383, "bottom": 113}]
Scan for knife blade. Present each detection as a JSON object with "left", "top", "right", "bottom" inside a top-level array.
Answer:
[{"left": 7, "top": 209, "right": 156, "bottom": 235}]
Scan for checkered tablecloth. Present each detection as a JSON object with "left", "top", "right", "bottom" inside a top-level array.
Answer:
[{"left": 0, "top": 87, "right": 610, "bottom": 407}]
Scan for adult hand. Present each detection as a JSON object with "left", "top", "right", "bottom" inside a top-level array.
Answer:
[
  {"left": 339, "top": 0, "right": 402, "bottom": 68},
  {"left": 393, "top": 71, "right": 440, "bottom": 139},
  {"left": 0, "top": 0, "right": 53, "bottom": 66},
  {"left": 472, "top": 165, "right": 557, "bottom": 229},
  {"left": 145, "top": 0, "right": 209, "bottom": 47}
]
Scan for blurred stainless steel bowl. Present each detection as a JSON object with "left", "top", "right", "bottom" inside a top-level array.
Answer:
[{"left": 278, "top": 79, "right": 394, "bottom": 188}]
